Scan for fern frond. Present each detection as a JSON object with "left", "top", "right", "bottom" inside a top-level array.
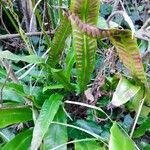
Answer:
[
  {"left": 71, "top": 0, "right": 100, "bottom": 92},
  {"left": 48, "top": 0, "right": 86, "bottom": 68},
  {"left": 110, "top": 31, "right": 147, "bottom": 86},
  {"left": 65, "top": 10, "right": 111, "bottom": 38},
  {"left": 48, "top": 16, "right": 71, "bottom": 67}
]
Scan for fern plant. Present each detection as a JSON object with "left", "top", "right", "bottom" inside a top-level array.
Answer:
[
  {"left": 48, "top": 3, "right": 150, "bottom": 114},
  {"left": 1, "top": 1, "right": 150, "bottom": 150},
  {"left": 65, "top": 9, "right": 149, "bottom": 92},
  {"left": 48, "top": 0, "right": 100, "bottom": 92}
]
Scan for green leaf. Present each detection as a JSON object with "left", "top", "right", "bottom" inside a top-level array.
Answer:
[
  {"left": 48, "top": 0, "right": 95, "bottom": 68},
  {"left": 1, "top": 128, "right": 33, "bottom": 150},
  {"left": 48, "top": 16, "right": 71, "bottom": 67},
  {"left": 51, "top": 68, "right": 75, "bottom": 92},
  {"left": 71, "top": 0, "right": 100, "bottom": 92},
  {"left": 133, "top": 116, "right": 150, "bottom": 138},
  {"left": 144, "top": 144, "right": 150, "bottom": 150},
  {"left": 0, "top": 82, "right": 26, "bottom": 97},
  {"left": 43, "top": 107, "right": 67, "bottom": 150},
  {"left": 75, "top": 140, "right": 106, "bottom": 150},
  {"left": 127, "top": 86, "right": 144, "bottom": 111},
  {"left": 0, "top": 107, "right": 32, "bottom": 128},
  {"left": 0, "top": 51, "right": 44, "bottom": 64},
  {"left": 111, "top": 77, "right": 141, "bottom": 107},
  {"left": 144, "top": 88, "right": 150, "bottom": 108},
  {"left": 65, "top": 48, "right": 75, "bottom": 80},
  {"left": 109, "top": 122, "right": 135, "bottom": 150},
  {"left": 75, "top": 120, "right": 102, "bottom": 135},
  {"left": 140, "top": 105, "right": 150, "bottom": 117},
  {"left": 43, "top": 84, "right": 64, "bottom": 92},
  {"left": 2, "top": 89, "right": 24, "bottom": 103},
  {"left": 30, "top": 93, "right": 64, "bottom": 150}
]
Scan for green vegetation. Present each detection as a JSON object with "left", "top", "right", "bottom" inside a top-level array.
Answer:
[{"left": 0, "top": 0, "right": 150, "bottom": 149}]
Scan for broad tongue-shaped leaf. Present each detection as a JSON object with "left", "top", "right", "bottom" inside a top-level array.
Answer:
[
  {"left": 0, "top": 50, "right": 44, "bottom": 64},
  {"left": 109, "top": 122, "right": 135, "bottom": 150},
  {"left": 111, "top": 77, "right": 141, "bottom": 107},
  {"left": 30, "top": 93, "right": 64, "bottom": 150},
  {"left": 0, "top": 106, "right": 32, "bottom": 128},
  {"left": 110, "top": 31, "right": 147, "bottom": 86},
  {"left": 43, "top": 107, "right": 67, "bottom": 150}
]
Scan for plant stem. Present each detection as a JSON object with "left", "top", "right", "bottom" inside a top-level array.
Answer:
[{"left": 130, "top": 97, "right": 145, "bottom": 138}]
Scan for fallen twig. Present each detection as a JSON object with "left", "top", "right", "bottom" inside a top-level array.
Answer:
[
  {"left": 0, "top": 31, "right": 54, "bottom": 40},
  {"left": 1, "top": 60, "right": 19, "bottom": 83}
]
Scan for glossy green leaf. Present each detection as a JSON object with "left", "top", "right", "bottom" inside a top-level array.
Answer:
[
  {"left": 30, "top": 93, "right": 64, "bottom": 150},
  {"left": 75, "top": 140, "right": 106, "bottom": 150},
  {"left": 0, "top": 107, "right": 32, "bottom": 128},
  {"left": 133, "top": 116, "right": 150, "bottom": 138},
  {"left": 0, "top": 82, "right": 26, "bottom": 103},
  {"left": 109, "top": 122, "right": 135, "bottom": 150},
  {"left": 0, "top": 51, "right": 44, "bottom": 64},
  {"left": 43, "top": 107, "right": 67, "bottom": 150},
  {"left": 1, "top": 128, "right": 33, "bottom": 150},
  {"left": 140, "top": 105, "right": 150, "bottom": 117},
  {"left": 51, "top": 68, "right": 75, "bottom": 92},
  {"left": 111, "top": 77, "right": 141, "bottom": 107},
  {"left": 126, "top": 86, "right": 150, "bottom": 117},
  {"left": 144, "top": 88, "right": 150, "bottom": 108}
]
